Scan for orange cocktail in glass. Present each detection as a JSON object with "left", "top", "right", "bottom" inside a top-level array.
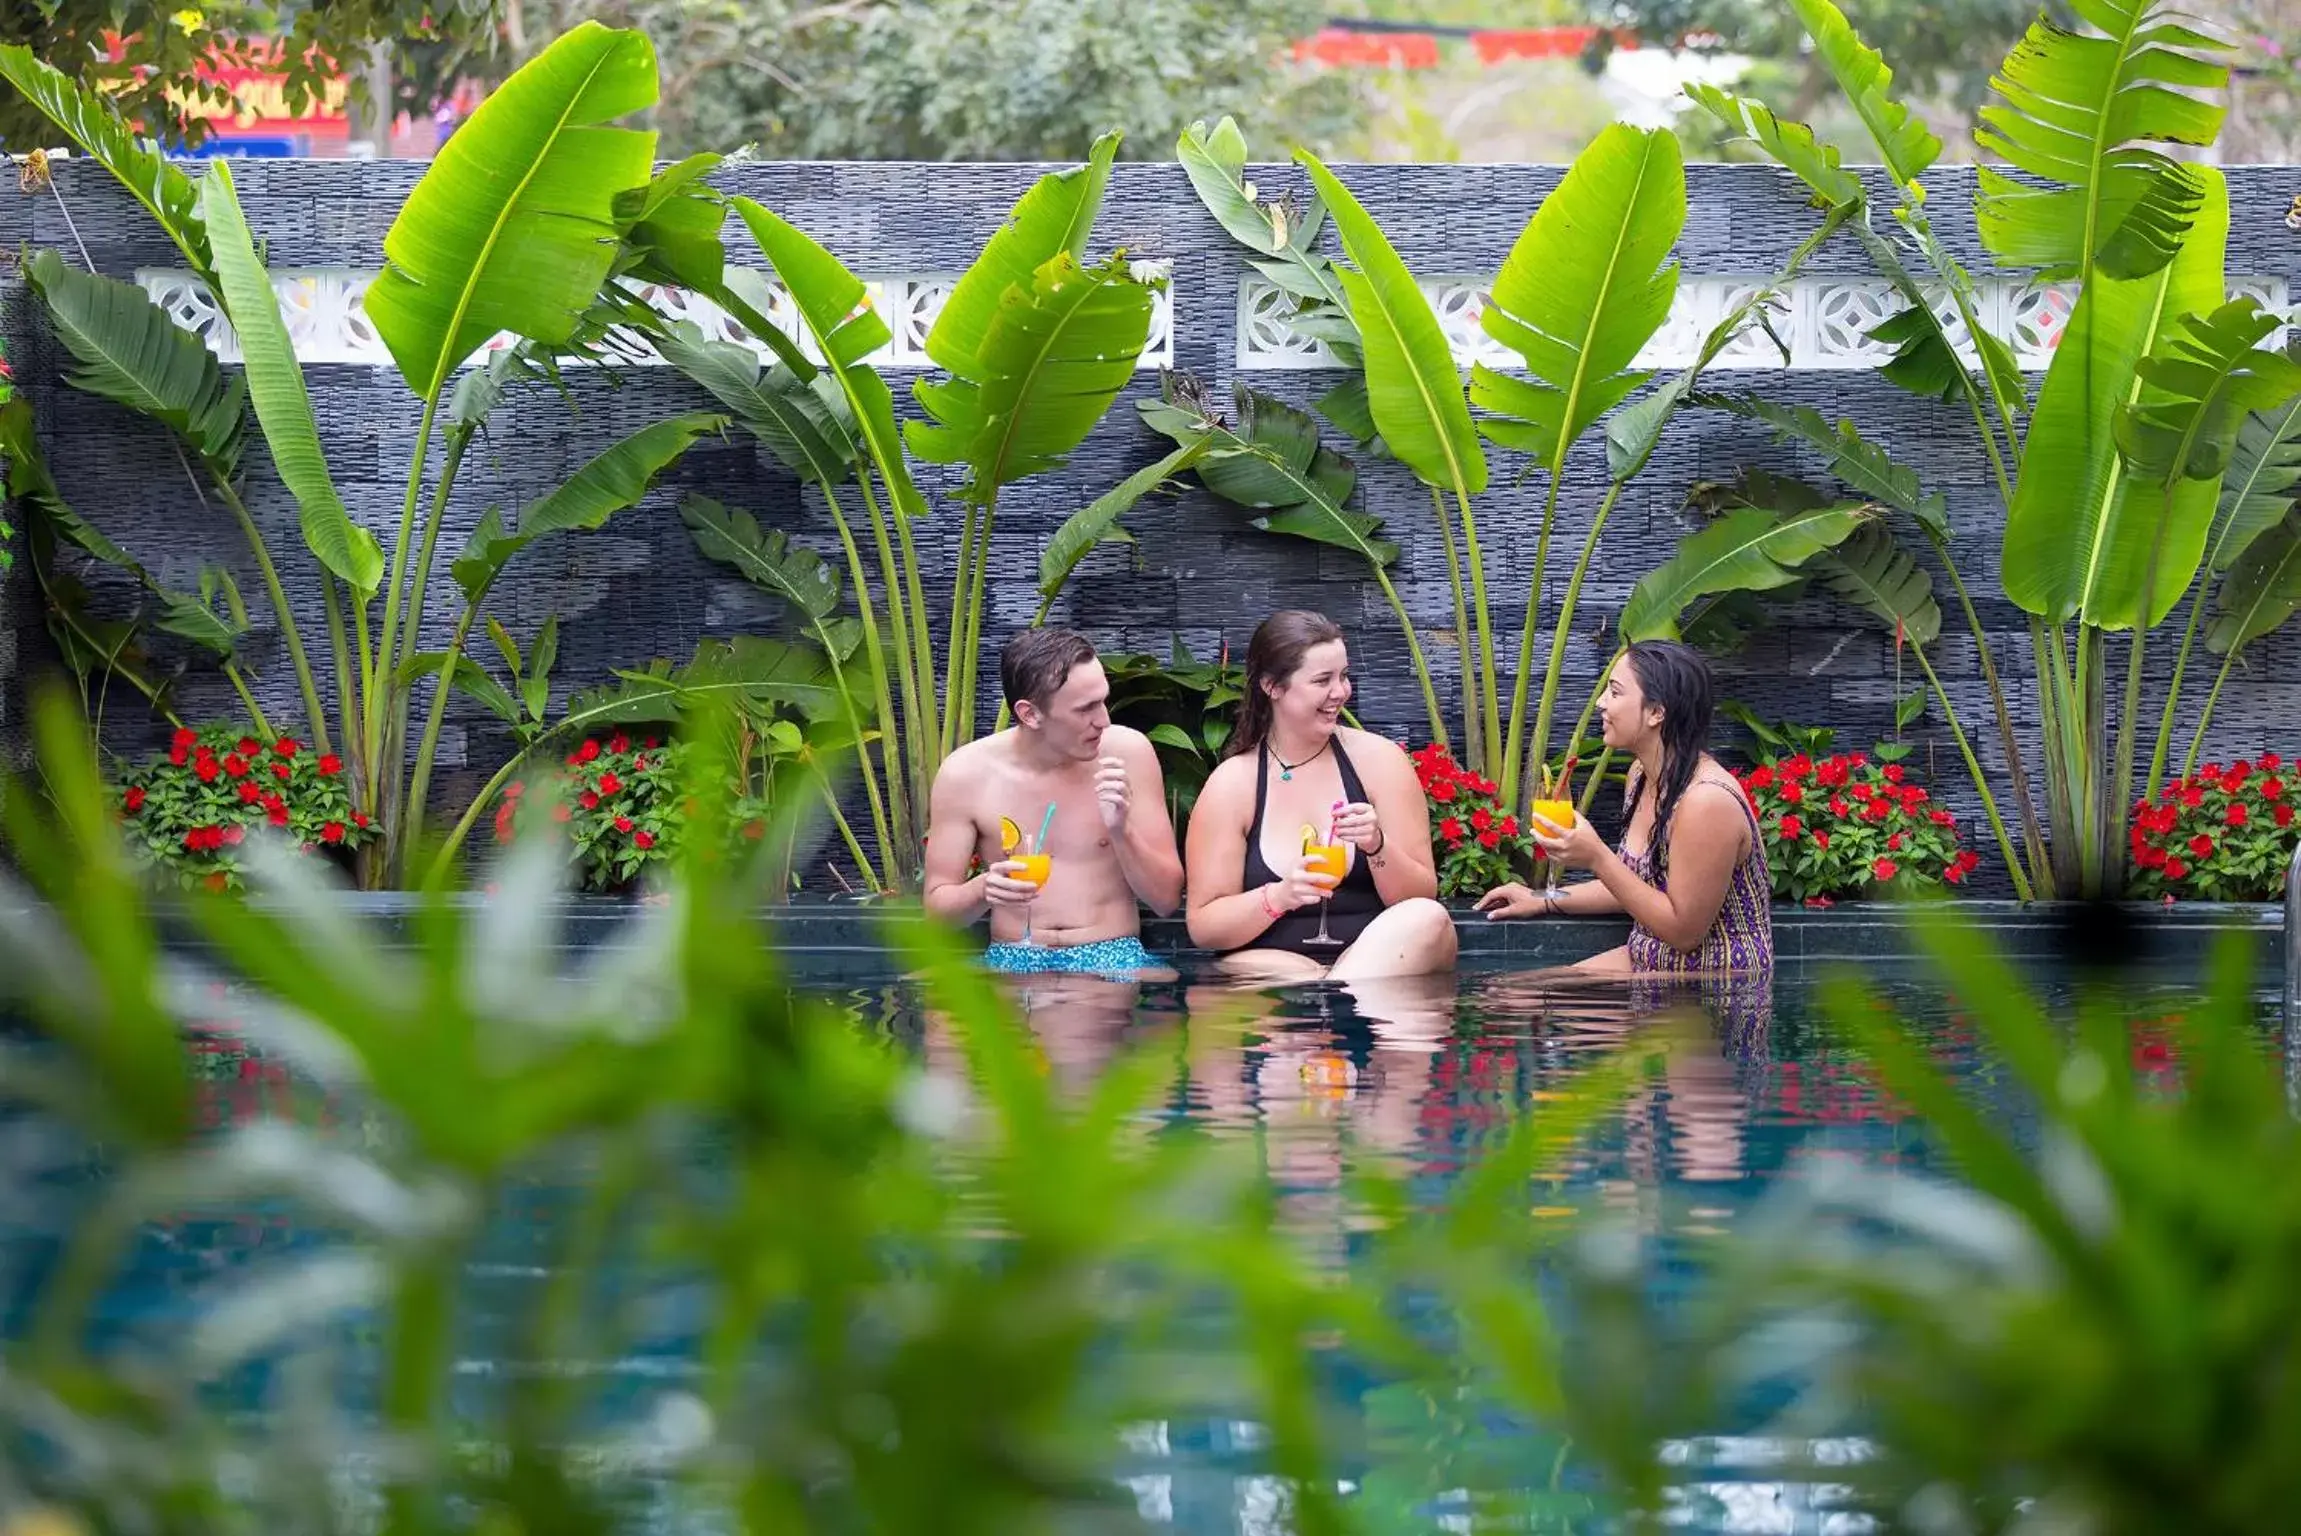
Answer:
[
  {"left": 1301, "top": 825, "right": 1349, "bottom": 948},
  {"left": 1529, "top": 799, "right": 1574, "bottom": 899},
  {"left": 1000, "top": 816, "right": 1054, "bottom": 944}
]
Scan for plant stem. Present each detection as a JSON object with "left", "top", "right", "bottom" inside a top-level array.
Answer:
[
  {"left": 885, "top": 484, "right": 940, "bottom": 781},
  {"left": 957, "top": 492, "right": 1000, "bottom": 742},
  {"left": 1426, "top": 485, "right": 1480, "bottom": 773},
  {"left": 222, "top": 663, "right": 273, "bottom": 740},
  {"left": 1454, "top": 489, "right": 1501, "bottom": 773},
  {"left": 1914, "top": 646, "right": 2033, "bottom": 901},
  {"left": 213, "top": 478, "right": 333, "bottom": 760},
  {"left": 1940, "top": 559, "right": 2050, "bottom": 892},
  {"left": 2149, "top": 582, "right": 2211, "bottom": 802},
  {"left": 944, "top": 500, "right": 982, "bottom": 758},
  {"left": 381, "top": 1248, "right": 458, "bottom": 1533},
  {"left": 1501, "top": 479, "right": 1562, "bottom": 813},
  {"left": 816, "top": 766, "right": 875, "bottom": 890},
  {"left": 395, "top": 429, "right": 471, "bottom": 700},
  {"left": 2183, "top": 649, "right": 2239, "bottom": 781},
  {"left": 372, "top": 395, "right": 441, "bottom": 779},
  {"left": 847, "top": 473, "right": 923, "bottom": 869},
  {"left": 1526, "top": 481, "right": 1627, "bottom": 817},
  {"left": 403, "top": 604, "right": 479, "bottom": 874}
]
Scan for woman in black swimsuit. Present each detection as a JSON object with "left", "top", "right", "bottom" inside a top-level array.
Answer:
[{"left": 1184, "top": 611, "right": 1456, "bottom": 980}]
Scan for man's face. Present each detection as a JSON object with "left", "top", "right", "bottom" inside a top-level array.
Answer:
[{"left": 1023, "top": 660, "right": 1112, "bottom": 760}]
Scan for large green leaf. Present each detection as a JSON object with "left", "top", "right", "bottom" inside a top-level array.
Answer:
[
  {"left": 1472, "top": 124, "right": 1685, "bottom": 478},
  {"left": 1177, "top": 117, "right": 1287, "bottom": 253},
  {"left": 729, "top": 198, "right": 927, "bottom": 522},
  {"left": 2116, "top": 299, "right": 2301, "bottom": 484},
  {"left": 1621, "top": 501, "right": 1871, "bottom": 641},
  {"left": 1139, "top": 384, "right": 1398, "bottom": 568},
  {"left": 1296, "top": 154, "right": 1487, "bottom": 497},
  {"left": 1786, "top": 0, "right": 1943, "bottom": 188},
  {"left": 200, "top": 162, "right": 383, "bottom": 597},
  {"left": 364, "top": 22, "right": 661, "bottom": 401},
  {"left": 1604, "top": 265, "right": 1806, "bottom": 486},
  {"left": 0, "top": 45, "right": 211, "bottom": 279},
  {"left": 1851, "top": 222, "right": 2028, "bottom": 426},
  {"left": 923, "top": 132, "right": 1116, "bottom": 379},
  {"left": 1038, "top": 440, "right": 1210, "bottom": 599},
  {"left": 2002, "top": 168, "right": 2226, "bottom": 627},
  {"left": 1177, "top": 119, "right": 1352, "bottom": 363},
  {"left": 2206, "top": 510, "right": 2301, "bottom": 655},
  {"left": 2201, "top": 396, "right": 2301, "bottom": 579},
  {"left": 25, "top": 248, "right": 246, "bottom": 477},
  {"left": 448, "top": 413, "right": 724, "bottom": 602},
  {"left": 618, "top": 152, "right": 727, "bottom": 292},
  {"left": 1684, "top": 83, "right": 1863, "bottom": 209},
  {"left": 1974, "top": 0, "right": 2228, "bottom": 282},
  {"left": 1816, "top": 522, "right": 1944, "bottom": 647},
  {"left": 678, "top": 495, "right": 862, "bottom": 662},
  {"left": 654, "top": 320, "right": 857, "bottom": 487},
  {"left": 574, "top": 636, "right": 842, "bottom": 725},
  {"left": 906, "top": 252, "right": 1155, "bottom": 502},
  {"left": 0, "top": 398, "right": 136, "bottom": 569},
  {"left": 1696, "top": 392, "right": 1949, "bottom": 540}
]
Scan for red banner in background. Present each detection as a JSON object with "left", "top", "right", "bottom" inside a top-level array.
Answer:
[
  {"left": 1296, "top": 23, "right": 1642, "bottom": 69},
  {"left": 1296, "top": 28, "right": 1443, "bottom": 69}
]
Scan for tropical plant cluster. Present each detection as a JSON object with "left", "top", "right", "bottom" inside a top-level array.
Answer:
[
  {"left": 2127, "top": 752, "right": 2299, "bottom": 900},
  {"left": 1740, "top": 750, "right": 1977, "bottom": 904},
  {"left": 1412, "top": 742, "right": 1536, "bottom": 900},
  {"left": 492, "top": 731, "right": 772, "bottom": 894},
  {"left": 118, "top": 723, "right": 371, "bottom": 889}
]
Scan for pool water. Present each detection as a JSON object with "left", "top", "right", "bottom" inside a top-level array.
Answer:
[{"left": 6, "top": 951, "right": 2280, "bottom": 1534}]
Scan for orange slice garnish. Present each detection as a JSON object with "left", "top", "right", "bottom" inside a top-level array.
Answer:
[{"left": 999, "top": 816, "right": 1021, "bottom": 853}]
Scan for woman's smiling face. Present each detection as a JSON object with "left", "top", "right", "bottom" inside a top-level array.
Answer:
[
  {"left": 1268, "top": 639, "right": 1352, "bottom": 736},
  {"left": 1597, "top": 653, "right": 1659, "bottom": 750}
]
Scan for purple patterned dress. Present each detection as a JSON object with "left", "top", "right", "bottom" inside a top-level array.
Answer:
[{"left": 1620, "top": 766, "right": 1775, "bottom": 975}]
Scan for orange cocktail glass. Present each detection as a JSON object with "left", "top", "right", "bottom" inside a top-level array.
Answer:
[
  {"left": 1302, "top": 836, "right": 1349, "bottom": 948},
  {"left": 1529, "top": 799, "right": 1574, "bottom": 898}
]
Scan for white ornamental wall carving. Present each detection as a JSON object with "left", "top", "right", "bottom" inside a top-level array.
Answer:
[{"left": 131, "top": 265, "right": 1178, "bottom": 372}]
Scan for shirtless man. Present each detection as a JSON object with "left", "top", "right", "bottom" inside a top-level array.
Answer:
[{"left": 922, "top": 628, "right": 1184, "bottom": 977}]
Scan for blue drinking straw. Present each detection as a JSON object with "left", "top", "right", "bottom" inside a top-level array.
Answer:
[{"left": 1035, "top": 798, "right": 1058, "bottom": 853}]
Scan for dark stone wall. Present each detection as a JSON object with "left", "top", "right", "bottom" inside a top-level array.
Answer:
[{"left": 5, "top": 158, "right": 2300, "bottom": 892}]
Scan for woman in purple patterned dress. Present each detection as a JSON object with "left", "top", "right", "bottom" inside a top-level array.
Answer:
[{"left": 1477, "top": 640, "right": 1774, "bottom": 976}]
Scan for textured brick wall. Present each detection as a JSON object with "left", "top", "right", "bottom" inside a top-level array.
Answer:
[{"left": 4, "top": 159, "right": 2300, "bottom": 892}]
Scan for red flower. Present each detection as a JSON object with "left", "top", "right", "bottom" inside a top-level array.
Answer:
[
  {"left": 577, "top": 739, "right": 601, "bottom": 764},
  {"left": 272, "top": 761, "right": 292, "bottom": 781},
  {"left": 2266, "top": 777, "right": 2288, "bottom": 800},
  {"left": 1746, "top": 765, "right": 1775, "bottom": 790},
  {"left": 1477, "top": 829, "right": 1501, "bottom": 849},
  {"left": 597, "top": 771, "right": 622, "bottom": 797},
  {"left": 1872, "top": 857, "right": 1899, "bottom": 881},
  {"left": 259, "top": 791, "right": 283, "bottom": 813},
  {"left": 1886, "top": 832, "right": 1903, "bottom": 851},
  {"left": 608, "top": 733, "right": 629, "bottom": 755},
  {"left": 222, "top": 753, "right": 249, "bottom": 779},
  {"left": 169, "top": 745, "right": 189, "bottom": 767},
  {"left": 2189, "top": 833, "right": 2215, "bottom": 860},
  {"left": 2227, "top": 761, "right": 2253, "bottom": 788},
  {"left": 1779, "top": 783, "right": 1804, "bottom": 805},
  {"left": 1882, "top": 763, "right": 1905, "bottom": 784},
  {"left": 352, "top": 811, "right": 369, "bottom": 829},
  {"left": 2280, "top": 804, "right": 2296, "bottom": 829},
  {"left": 1782, "top": 755, "right": 1812, "bottom": 781},
  {"left": 172, "top": 728, "right": 199, "bottom": 752},
  {"left": 1957, "top": 851, "right": 1979, "bottom": 874},
  {"left": 1438, "top": 816, "right": 1465, "bottom": 843},
  {"left": 614, "top": 816, "right": 634, "bottom": 833},
  {"left": 1931, "top": 808, "right": 1954, "bottom": 826},
  {"left": 2182, "top": 785, "right": 2205, "bottom": 808},
  {"left": 272, "top": 737, "right": 299, "bottom": 758},
  {"left": 1814, "top": 831, "right": 1830, "bottom": 850},
  {"left": 1498, "top": 815, "right": 1519, "bottom": 836},
  {"left": 267, "top": 805, "right": 290, "bottom": 828},
  {"left": 2134, "top": 842, "right": 2167, "bottom": 870},
  {"left": 181, "top": 829, "right": 205, "bottom": 853},
  {"left": 634, "top": 830, "right": 656, "bottom": 850},
  {"left": 123, "top": 786, "right": 146, "bottom": 813},
  {"left": 1470, "top": 807, "right": 1494, "bottom": 833},
  {"left": 1830, "top": 796, "right": 1849, "bottom": 818},
  {"left": 317, "top": 753, "right": 343, "bottom": 777},
  {"left": 1816, "top": 758, "right": 1848, "bottom": 788},
  {"left": 1429, "top": 778, "right": 1458, "bottom": 804},
  {"left": 194, "top": 756, "right": 221, "bottom": 783},
  {"left": 221, "top": 825, "right": 244, "bottom": 846},
  {"left": 579, "top": 790, "right": 600, "bottom": 811},
  {"left": 237, "top": 736, "right": 261, "bottom": 757},
  {"left": 1945, "top": 862, "right": 1967, "bottom": 883},
  {"left": 2227, "top": 802, "right": 2250, "bottom": 827},
  {"left": 237, "top": 782, "right": 262, "bottom": 804},
  {"left": 2165, "top": 857, "right": 2190, "bottom": 880},
  {"left": 321, "top": 821, "right": 345, "bottom": 844},
  {"left": 633, "top": 755, "right": 649, "bottom": 772},
  {"left": 1778, "top": 814, "right": 1803, "bottom": 840},
  {"left": 1864, "top": 800, "right": 1891, "bottom": 822},
  {"left": 2265, "top": 752, "right": 2284, "bottom": 770}
]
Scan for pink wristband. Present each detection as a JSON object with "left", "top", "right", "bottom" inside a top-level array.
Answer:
[{"left": 1260, "top": 883, "right": 1283, "bottom": 920}]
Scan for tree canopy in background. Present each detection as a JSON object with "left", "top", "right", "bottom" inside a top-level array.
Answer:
[
  {"left": 524, "top": 0, "right": 1364, "bottom": 161},
  {"left": 0, "top": 0, "right": 502, "bottom": 152}
]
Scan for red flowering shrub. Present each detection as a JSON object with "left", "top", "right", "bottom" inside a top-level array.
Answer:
[
  {"left": 2128, "top": 753, "right": 2297, "bottom": 900},
  {"left": 117, "top": 724, "right": 371, "bottom": 890},
  {"left": 1737, "top": 751, "right": 1977, "bottom": 903},
  {"left": 495, "top": 733, "right": 769, "bottom": 892},
  {"left": 1410, "top": 743, "right": 1533, "bottom": 900}
]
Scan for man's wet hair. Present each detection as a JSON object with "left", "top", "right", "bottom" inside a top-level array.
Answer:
[{"left": 1000, "top": 628, "right": 1098, "bottom": 712}]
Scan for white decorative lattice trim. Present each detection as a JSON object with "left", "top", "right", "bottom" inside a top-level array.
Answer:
[
  {"left": 1237, "top": 274, "right": 2290, "bottom": 372},
  {"left": 131, "top": 265, "right": 1176, "bottom": 372}
]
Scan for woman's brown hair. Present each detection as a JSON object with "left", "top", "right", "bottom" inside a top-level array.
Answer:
[{"left": 1227, "top": 610, "right": 1346, "bottom": 759}]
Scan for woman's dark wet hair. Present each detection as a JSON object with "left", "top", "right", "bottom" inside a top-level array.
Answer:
[{"left": 1625, "top": 639, "right": 1715, "bottom": 878}]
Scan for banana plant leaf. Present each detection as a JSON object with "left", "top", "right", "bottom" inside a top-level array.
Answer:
[
  {"left": 1685, "top": 82, "right": 1862, "bottom": 209},
  {"left": 2117, "top": 299, "right": 2301, "bottom": 484},
  {"left": 200, "top": 161, "right": 383, "bottom": 596},
  {"left": 1852, "top": 222, "right": 2028, "bottom": 423},
  {"left": 573, "top": 636, "right": 843, "bottom": 726},
  {"left": 922, "top": 131, "right": 1116, "bottom": 379},
  {"left": 1621, "top": 501, "right": 1872, "bottom": 641},
  {"left": 2002, "top": 169, "right": 2226, "bottom": 628},
  {"left": 1785, "top": 0, "right": 1941, "bottom": 189},
  {"left": 730, "top": 198, "right": 928, "bottom": 522},
  {"left": 1177, "top": 118, "right": 1353, "bottom": 363},
  {"left": 2206, "top": 510, "right": 2301, "bottom": 655},
  {"left": 678, "top": 495, "right": 863, "bottom": 662},
  {"left": 1139, "top": 384, "right": 1399, "bottom": 568},
  {"left": 25, "top": 249, "right": 246, "bottom": 477},
  {"left": 1815, "top": 521, "right": 1945, "bottom": 648},
  {"left": 1037, "top": 440, "right": 1211, "bottom": 599},
  {"left": 1296, "top": 154, "right": 1488, "bottom": 498},
  {"left": 0, "top": 44, "right": 213, "bottom": 280},
  {"left": 1973, "top": 0, "right": 2227, "bottom": 282},
  {"left": 449, "top": 413, "right": 726, "bottom": 602},
  {"left": 1695, "top": 392, "right": 1950, "bottom": 541},
  {"left": 654, "top": 321, "right": 857, "bottom": 487},
  {"left": 1472, "top": 124, "right": 1685, "bottom": 480},
  {"left": 0, "top": 398, "right": 138, "bottom": 570},
  {"left": 1177, "top": 117, "right": 1289, "bottom": 254},
  {"left": 364, "top": 22, "right": 661, "bottom": 401},
  {"left": 1604, "top": 254, "right": 1809, "bottom": 485},
  {"left": 2200, "top": 396, "right": 2301, "bottom": 580},
  {"left": 618, "top": 152, "right": 727, "bottom": 293}
]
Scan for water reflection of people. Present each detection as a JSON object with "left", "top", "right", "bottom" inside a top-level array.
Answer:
[{"left": 1477, "top": 642, "right": 1773, "bottom": 977}]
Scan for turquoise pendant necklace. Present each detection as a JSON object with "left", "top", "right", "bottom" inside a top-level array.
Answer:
[{"left": 1271, "top": 740, "right": 1331, "bottom": 782}]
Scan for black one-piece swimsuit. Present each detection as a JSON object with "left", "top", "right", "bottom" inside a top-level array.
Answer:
[{"left": 1236, "top": 738, "right": 1384, "bottom": 956}]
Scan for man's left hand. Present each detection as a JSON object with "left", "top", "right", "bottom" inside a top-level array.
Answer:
[{"left": 1095, "top": 755, "right": 1130, "bottom": 831}]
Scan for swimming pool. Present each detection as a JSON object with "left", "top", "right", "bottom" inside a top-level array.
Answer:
[{"left": 1, "top": 904, "right": 2285, "bottom": 1535}]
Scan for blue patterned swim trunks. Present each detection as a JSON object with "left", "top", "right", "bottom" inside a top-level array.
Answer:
[{"left": 983, "top": 936, "right": 1160, "bottom": 978}]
